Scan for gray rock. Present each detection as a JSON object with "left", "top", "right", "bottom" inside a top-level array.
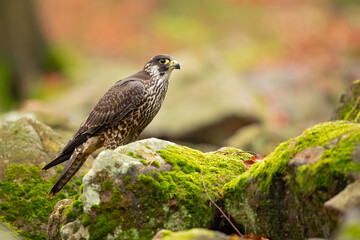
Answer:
[
  {"left": 57, "top": 138, "right": 248, "bottom": 240},
  {"left": 324, "top": 181, "right": 360, "bottom": 214},
  {"left": 81, "top": 138, "right": 175, "bottom": 213},
  {"left": 61, "top": 220, "right": 89, "bottom": 240},
  {"left": 47, "top": 199, "right": 74, "bottom": 240},
  {"left": 0, "top": 117, "right": 64, "bottom": 179},
  {"left": 0, "top": 117, "right": 93, "bottom": 180}
]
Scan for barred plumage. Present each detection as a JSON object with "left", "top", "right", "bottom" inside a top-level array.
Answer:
[{"left": 43, "top": 54, "right": 180, "bottom": 197}]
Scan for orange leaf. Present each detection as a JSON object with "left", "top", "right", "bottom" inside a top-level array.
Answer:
[{"left": 243, "top": 160, "right": 255, "bottom": 170}]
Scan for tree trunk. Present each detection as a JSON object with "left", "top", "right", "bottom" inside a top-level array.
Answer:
[{"left": 0, "top": 0, "right": 47, "bottom": 109}]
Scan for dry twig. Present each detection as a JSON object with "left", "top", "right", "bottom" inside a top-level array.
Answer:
[{"left": 200, "top": 170, "right": 242, "bottom": 236}]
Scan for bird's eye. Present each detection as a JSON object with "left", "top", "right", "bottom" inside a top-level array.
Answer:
[{"left": 159, "top": 59, "right": 169, "bottom": 65}]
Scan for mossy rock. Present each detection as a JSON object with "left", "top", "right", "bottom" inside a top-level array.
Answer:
[
  {"left": 333, "top": 80, "right": 360, "bottom": 122},
  {"left": 0, "top": 117, "right": 64, "bottom": 179},
  {"left": 0, "top": 117, "right": 94, "bottom": 180},
  {"left": 223, "top": 121, "right": 360, "bottom": 240},
  {"left": 57, "top": 138, "right": 250, "bottom": 240},
  {"left": 152, "top": 228, "right": 229, "bottom": 240},
  {"left": 0, "top": 117, "right": 93, "bottom": 239},
  {"left": 0, "top": 164, "right": 80, "bottom": 240}
]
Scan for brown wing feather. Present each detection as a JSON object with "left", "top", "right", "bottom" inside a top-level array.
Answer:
[
  {"left": 43, "top": 78, "right": 146, "bottom": 170},
  {"left": 77, "top": 79, "right": 145, "bottom": 135}
]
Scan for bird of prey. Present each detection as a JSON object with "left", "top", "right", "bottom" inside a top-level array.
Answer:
[{"left": 43, "top": 54, "right": 180, "bottom": 197}]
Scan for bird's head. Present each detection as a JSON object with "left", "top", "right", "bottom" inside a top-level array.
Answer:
[{"left": 144, "top": 54, "right": 180, "bottom": 77}]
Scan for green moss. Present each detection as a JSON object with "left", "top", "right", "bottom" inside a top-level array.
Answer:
[
  {"left": 124, "top": 175, "right": 131, "bottom": 185},
  {"left": 139, "top": 160, "right": 160, "bottom": 168},
  {"left": 337, "top": 221, "right": 360, "bottom": 239},
  {"left": 159, "top": 145, "right": 248, "bottom": 199},
  {"left": 73, "top": 221, "right": 80, "bottom": 233},
  {"left": 127, "top": 151, "right": 144, "bottom": 160},
  {"left": 161, "top": 228, "right": 225, "bottom": 240},
  {"left": 65, "top": 199, "right": 84, "bottom": 222},
  {"left": 101, "top": 181, "right": 113, "bottom": 191},
  {"left": 224, "top": 121, "right": 360, "bottom": 195},
  {"left": 152, "top": 160, "right": 160, "bottom": 168},
  {"left": 140, "top": 159, "right": 148, "bottom": 165},
  {"left": 89, "top": 214, "right": 118, "bottom": 240},
  {"left": 161, "top": 230, "right": 172, "bottom": 237},
  {"left": 223, "top": 121, "right": 360, "bottom": 238},
  {"left": 71, "top": 145, "right": 248, "bottom": 239},
  {"left": 0, "top": 164, "right": 80, "bottom": 240},
  {"left": 84, "top": 181, "right": 145, "bottom": 240},
  {"left": 336, "top": 80, "right": 360, "bottom": 122},
  {"left": 295, "top": 130, "right": 360, "bottom": 196},
  {"left": 81, "top": 214, "right": 91, "bottom": 226}
]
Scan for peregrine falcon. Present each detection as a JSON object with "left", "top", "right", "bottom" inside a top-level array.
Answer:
[{"left": 43, "top": 54, "right": 180, "bottom": 196}]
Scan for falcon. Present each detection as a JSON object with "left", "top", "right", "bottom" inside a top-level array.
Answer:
[{"left": 43, "top": 54, "right": 180, "bottom": 196}]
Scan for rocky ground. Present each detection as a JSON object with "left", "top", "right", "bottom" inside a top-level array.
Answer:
[{"left": 0, "top": 82, "right": 360, "bottom": 240}]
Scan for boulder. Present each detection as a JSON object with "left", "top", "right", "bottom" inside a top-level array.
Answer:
[
  {"left": 0, "top": 164, "right": 81, "bottom": 240},
  {"left": 53, "top": 138, "right": 249, "bottom": 240},
  {"left": 332, "top": 79, "right": 360, "bottom": 122},
  {"left": 325, "top": 181, "right": 360, "bottom": 240},
  {"left": 324, "top": 181, "right": 360, "bottom": 214},
  {"left": 0, "top": 117, "right": 93, "bottom": 179},
  {"left": 47, "top": 199, "right": 75, "bottom": 240},
  {"left": 223, "top": 121, "right": 360, "bottom": 240},
  {"left": 0, "top": 117, "right": 86, "bottom": 239},
  {"left": 0, "top": 117, "right": 64, "bottom": 179}
]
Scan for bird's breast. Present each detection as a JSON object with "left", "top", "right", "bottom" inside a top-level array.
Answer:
[{"left": 102, "top": 76, "right": 170, "bottom": 148}]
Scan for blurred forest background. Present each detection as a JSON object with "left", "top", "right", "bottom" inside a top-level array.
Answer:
[{"left": 1, "top": 0, "right": 360, "bottom": 153}]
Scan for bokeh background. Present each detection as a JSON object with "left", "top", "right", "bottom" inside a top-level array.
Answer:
[{"left": 1, "top": 0, "right": 360, "bottom": 153}]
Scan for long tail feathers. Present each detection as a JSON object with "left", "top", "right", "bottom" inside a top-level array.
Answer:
[
  {"left": 42, "top": 152, "right": 72, "bottom": 170},
  {"left": 45, "top": 136, "right": 102, "bottom": 197},
  {"left": 47, "top": 151, "right": 87, "bottom": 197}
]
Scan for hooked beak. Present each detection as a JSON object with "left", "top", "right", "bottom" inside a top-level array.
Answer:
[{"left": 170, "top": 60, "right": 180, "bottom": 70}]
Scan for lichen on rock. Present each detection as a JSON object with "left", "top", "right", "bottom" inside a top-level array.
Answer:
[{"left": 58, "top": 138, "right": 250, "bottom": 240}]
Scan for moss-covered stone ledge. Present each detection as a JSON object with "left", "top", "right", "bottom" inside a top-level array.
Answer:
[
  {"left": 223, "top": 121, "right": 360, "bottom": 240},
  {"left": 56, "top": 138, "right": 251, "bottom": 240},
  {"left": 0, "top": 164, "right": 80, "bottom": 240}
]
